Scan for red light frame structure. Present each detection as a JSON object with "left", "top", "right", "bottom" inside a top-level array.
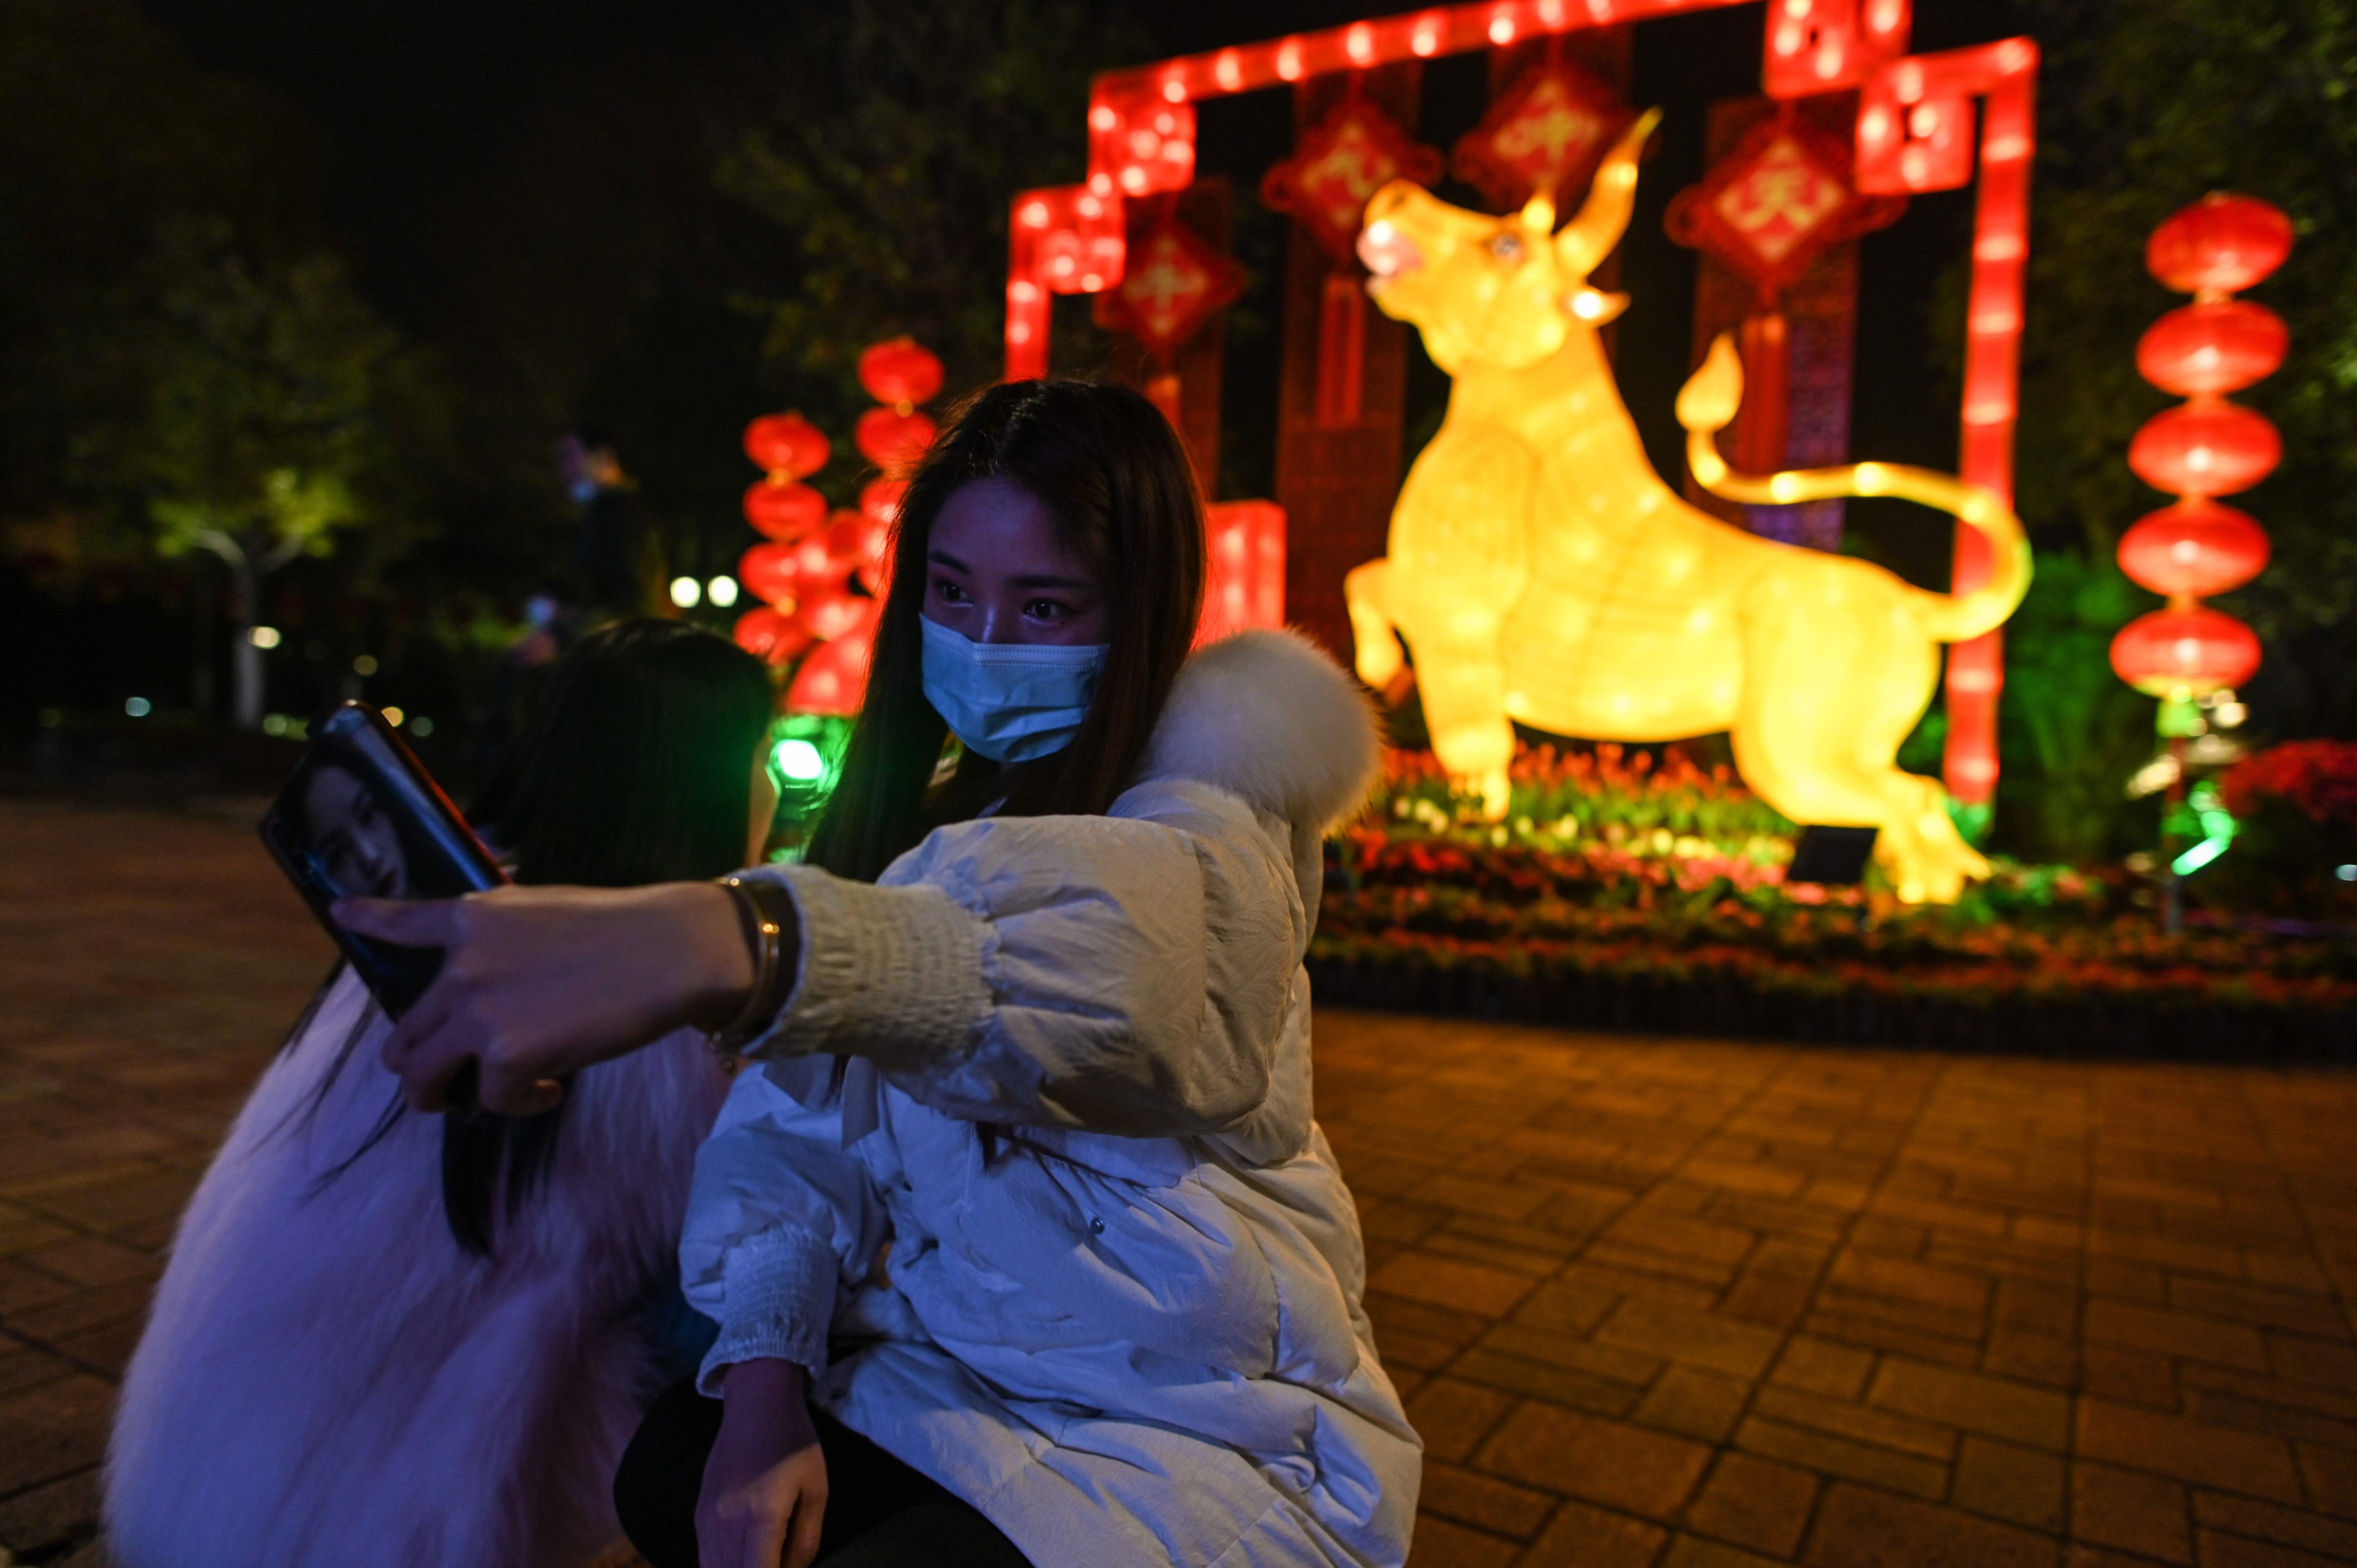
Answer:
[{"left": 1005, "top": 0, "right": 2036, "bottom": 807}]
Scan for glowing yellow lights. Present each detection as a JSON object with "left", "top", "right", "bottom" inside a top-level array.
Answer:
[
  {"left": 381, "top": 706, "right": 406, "bottom": 727},
  {"left": 1347, "top": 117, "right": 2031, "bottom": 904},
  {"left": 669, "top": 576, "right": 703, "bottom": 609},
  {"left": 249, "top": 625, "right": 282, "bottom": 649}
]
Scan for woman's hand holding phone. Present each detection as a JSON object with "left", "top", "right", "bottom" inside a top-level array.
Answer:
[
  {"left": 334, "top": 882, "right": 753, "bottom": 1114},
  {"left": 698, "top": 1359, "right": 828, "bottom": 1568}
]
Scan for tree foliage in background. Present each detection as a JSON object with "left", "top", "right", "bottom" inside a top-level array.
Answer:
[
  {"left": 67, "top": 218, "right": 416, "bottom": 724},
  {"left": 0, "top": 0, "right": 327, "bottom": 540},
  {"left": 1993, "top": 553, "right": 2162, "bottom": 862},
  {"left": 720, "top": 0, "right": 1142, "bottom": 433},
  {"left": 79, "top": 222, "right": 394, "bottom": 551}
]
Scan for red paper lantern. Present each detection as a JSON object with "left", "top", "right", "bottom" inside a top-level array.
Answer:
[
  {"left": 739, "top": 538, "right": 847, "bottom": 607},
  {"left": 2110, "top": 607, "right": 2262, "bottom": 697},
  {"left": 732, "top": 606, "right": 811, "bottom": 666},
  {"left": 855, "top": 407, "right": 936, "bottom": 471},
  {"left": 738, "top": 542, "right": 803, "bottom": 607},
  {"left": 857, "top": 339, "right": 944, "bottom": 411},
  {"left": 742, "top": 480, "right": 827, "bottom": 542},
  {"left": 2136, "top": 301, "right": 2288, "bottom": 397},
  {"left": 824, "top": 508, "right": 889, "bottom": 580},
  {"left": 2147, "top": 194, "right": 2293, "bottom": 296},
  {"left": 797, "top": 586, "right": 876, "bottom": 643},
  {"left": 859, "top": 477, "right": 907, "bottom": 528},
  {"left": 785, "top": 627, "right": 873, "bottom": 715},
  {"left": 2127, "top": 398, "right": 2280, "bottom": 498},
  {"left": 2116, "top": 500, "right": 2270, "bottom": 599},
  {"left": 742, "top": 413, "right": 830, "bottom": 479}
]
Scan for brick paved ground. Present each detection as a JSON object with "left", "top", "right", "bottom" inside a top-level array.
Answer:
[
  {"left": 0, "top": 799, "right": 334, "bottom": 1567},
  {"left": 1321, "top": 1015, "right": 2357, "bottom": 1567},
  {"left": 5, "top": 798, "right": 2357, "bottom": 1567}
]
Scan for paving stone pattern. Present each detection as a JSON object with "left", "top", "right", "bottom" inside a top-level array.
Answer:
[
  {"left": 1323, "top": 1011, "right": 2357, "bottom": 1566},
  {"left": 5, "top": 801, "right": 2357, "bottom": 1566}
]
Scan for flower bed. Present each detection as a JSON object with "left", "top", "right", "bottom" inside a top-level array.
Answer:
[{"left": 1312, "top": 749, "right": 2357, "bottom": 1058}]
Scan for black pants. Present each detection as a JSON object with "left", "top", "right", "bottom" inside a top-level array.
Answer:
[{"left": 615, "top": 1380, "right": 1031, "bottom": 1568}]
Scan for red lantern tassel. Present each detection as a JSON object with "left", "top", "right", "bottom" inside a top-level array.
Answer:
[
  {"left": 1732, "top": 309, "right": 1791, "bottom": 475},
  {"left": 1315, "top": 274, "right": 1366, "bottom": 429}
]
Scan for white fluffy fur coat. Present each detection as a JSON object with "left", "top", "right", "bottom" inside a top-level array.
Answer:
[{"left": 106, "top": 976, "right": 728, "bottom": 1568}]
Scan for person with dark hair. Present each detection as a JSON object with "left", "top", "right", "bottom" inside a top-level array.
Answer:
[
  {"left": 561, "top": 424, "right": 663, "bottom": 618},
  {"left": 339, "top": 380, "right": 1424, "bottom": 1568},
  {"left": 106, "top": 621, "right": 778, "bottom": 1568}
]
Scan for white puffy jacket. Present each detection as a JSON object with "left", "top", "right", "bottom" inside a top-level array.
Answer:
[{"left": 683, "top": 629, "right": 1421, "bottom": 1568}]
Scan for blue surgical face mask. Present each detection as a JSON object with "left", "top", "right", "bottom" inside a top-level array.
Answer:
[{"left": 919, "top": 615, "right": 1109, "bottom": 764}]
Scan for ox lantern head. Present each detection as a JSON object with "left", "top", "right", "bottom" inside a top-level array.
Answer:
[{"left": 1357, "top": 112, "right": 1654, "bottom": 374}]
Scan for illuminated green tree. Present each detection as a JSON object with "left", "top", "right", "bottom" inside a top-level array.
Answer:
[{"left": 82, "top": 220, "right": 401, "bottom": 727}]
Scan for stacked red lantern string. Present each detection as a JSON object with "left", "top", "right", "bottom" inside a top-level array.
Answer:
[
  {"left": 2108, "top": 194, "right": 2292, "bottom": 701},
  {"left": 732, "top": 338, "right": 944, "bottom": 715}
]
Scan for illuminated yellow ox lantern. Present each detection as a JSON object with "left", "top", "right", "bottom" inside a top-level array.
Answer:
[{"left": 1346, "top": 113, "right": 2030, "bottom": 904}]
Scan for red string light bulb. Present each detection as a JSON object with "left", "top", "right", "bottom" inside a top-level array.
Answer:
[{"left": 2110, "top": 194, "right": 2290, "bottom": 699}]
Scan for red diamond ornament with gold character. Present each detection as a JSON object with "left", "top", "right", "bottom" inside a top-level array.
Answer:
[
  {"left": 1450, "top": 55, "right": 1634, "bottom": 214},
  {"left": 1665, "top": 111, "right": 1905, "bottom": 296},
  {"left": 1094, "top": 210, "right": 1247, "bottom": 359},
  {"left": 1261, "top": 95, "right": 1443, "bottom": 267}
]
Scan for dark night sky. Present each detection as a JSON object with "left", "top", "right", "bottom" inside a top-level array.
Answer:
[{"left": 142, "top": 0, "right": 2027, "bottom": 587}]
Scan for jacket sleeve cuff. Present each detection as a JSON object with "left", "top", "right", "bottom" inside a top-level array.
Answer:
[
  {"left": 695, "top": 1227, "right": 837, "bottom": 1396},
  {"left": 734, "top": 864, "right": 991, "bottom": 1072}
]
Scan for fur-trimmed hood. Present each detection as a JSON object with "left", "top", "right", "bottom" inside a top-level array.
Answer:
[{"left": 1134, "top": 628, "right": 1383, "bottom": 833}]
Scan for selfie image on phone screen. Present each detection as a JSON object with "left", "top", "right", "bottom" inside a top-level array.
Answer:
[{"left": 261, "top": 703, "right": 506, "bottom": 1017}]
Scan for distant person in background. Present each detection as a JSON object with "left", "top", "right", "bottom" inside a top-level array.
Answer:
[{"left": 561, "top": 424, "right": 663, "bottom": 620}]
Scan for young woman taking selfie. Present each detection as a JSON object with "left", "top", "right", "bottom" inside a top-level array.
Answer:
[
  {"left": 339, "top": 380, "right": 1423, "bottom": 1568},
  {"left": 107, "top": 621, "right": 774, "bottom": 1568}
]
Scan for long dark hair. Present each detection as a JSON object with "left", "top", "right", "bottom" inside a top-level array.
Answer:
[
  {"left": 804, "top": 378, "right": 1206, "bottom": 883},
  {"left": 443, "top": 619, "right": 774, "bottom": 1254}
]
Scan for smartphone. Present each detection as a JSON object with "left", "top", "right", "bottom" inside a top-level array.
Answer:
[{"left": 260, "top": 701, "right": 508, "bottom": 1018}]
